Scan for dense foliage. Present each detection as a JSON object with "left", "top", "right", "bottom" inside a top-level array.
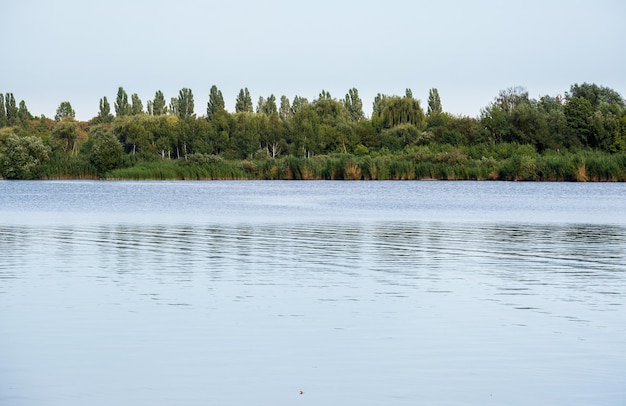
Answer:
[{"left": 1, "top": 83, "right": 625, "bottom": 180}]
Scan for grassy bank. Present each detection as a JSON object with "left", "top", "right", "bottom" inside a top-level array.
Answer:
[{"left": 94, "top": 145, "right": 626, "bottom": 181}]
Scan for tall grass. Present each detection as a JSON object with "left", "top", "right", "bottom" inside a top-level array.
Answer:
[{"left": 69, "top": 146, "right": 626, "bottom": 181}]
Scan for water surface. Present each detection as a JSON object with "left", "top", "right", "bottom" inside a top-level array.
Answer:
[{"left": 1, "top": 181, "right": 625, "bottom": 405}]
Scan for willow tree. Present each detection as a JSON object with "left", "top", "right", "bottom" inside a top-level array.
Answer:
[{"left": 374, "top": 95, "right": 425, "bottom": 129}]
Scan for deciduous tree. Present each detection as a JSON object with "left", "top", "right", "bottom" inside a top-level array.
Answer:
[
  {"left": 90, "top": 129, "right": 123, "bottom": 174},
  {"left": 176, "top": 88, "right": 195, "bottom": 119},
  {"left": 151, "top": 90, "right": 167, "bottom": 115},
  {"left": 97, "top": 97, "right": 113, "bottom": 123},
  {"left": 279, "top": 95, "right": 291, "bottom": 121},
  {"left": 427, "top": 88, "right": 442, "bottom": 116},
  {"left": 0, "top": 134, "right": 50, "bottom": 179},
  {"left": 207, "top": 85, "right": 225, "bottom": 121},
  {"left": 52, "top": 118, "right": 84, "bottom": 155},
  {"left": 18, "top": 100, "right": 31, "bottom": 125},
  {"left": 5, "top": 93, "right": 18, "bottom": 126},
  {"left": 344, "top": 88, "right": 364, "bottom": 121},
  {"left": 55, "top": 101, "right": 75, "bottom": 121},
  {"left": 131, "top": 93, "right": 144, "bottom": 115},
  {"left": 235, "top": 88, "right": 253, "bottom": 113},
  {"left": 115, "top": 87, "right": 131, "bottom": 117},
  {"left": 0, "top": 94, "right": 6, "bottom": 127}
]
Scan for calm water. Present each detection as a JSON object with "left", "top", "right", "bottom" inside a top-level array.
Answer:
[{"left": 1, "top": 180, "right": 625, "bottom": 406}]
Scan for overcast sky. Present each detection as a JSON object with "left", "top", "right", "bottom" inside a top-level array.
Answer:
[{"left": 2, "top": 0, "right": 625, "bottom": 120}]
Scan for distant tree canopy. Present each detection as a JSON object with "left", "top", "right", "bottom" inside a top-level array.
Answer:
[{"left": 0, "top": 82, "right": 625, "bottom": 179}]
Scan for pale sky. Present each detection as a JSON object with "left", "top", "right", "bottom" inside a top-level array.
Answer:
[{"left": 2, "top": 0, "right": 625, "bottom": 121}]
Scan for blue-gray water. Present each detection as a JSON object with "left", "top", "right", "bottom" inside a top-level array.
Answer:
[{"left": 1, "top": 180, "right": 625, "bottom": 405}]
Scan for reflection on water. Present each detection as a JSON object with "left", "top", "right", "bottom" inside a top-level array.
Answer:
[{"left": 1, "top": 217, "right": 626, "bottom": 405}]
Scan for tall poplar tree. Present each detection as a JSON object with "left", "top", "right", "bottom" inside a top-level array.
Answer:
[
  {"left": 0, "top": 93, "right": 7, "bottom": 127},
  {"left": 344, "top": 88, "right": 364, "bottom": 121},
  {"left": 177, "top": 88, "right": 195, "bottom": 119},
  {"left": 114, "top": 87, "right": 131, "bottom": 117},
  {"left": 5, "top": 93, "right": 18, "bottom": 126},
  {"left": 131, "top": 93, "right": 144, "bottom": 115},
  {"left": 235, "top": 88, "right": 253, "bottom": 113},
  {"left": 18, "top": 100, "right": 31, "bottom": 124},
  {"left": 279, "top": 95, "right": 291, "bottom": 121},
  {"left": 152, "top": 90, "right": 167, "bottom": 115},
  {"left": 207, "top": 85, "right": 225, "bottom": 121},
  {"left": 263, "top": 94, "right": 277, "bottom": 115},
  {"left": 427, "top": 88, "right": 442, "bottom": 116},
  {"left": 98, "top": 96, "right": 113, "bottom": 123},
  {"left": 291, "top": 95, "right": 309, "bottom": 115}
]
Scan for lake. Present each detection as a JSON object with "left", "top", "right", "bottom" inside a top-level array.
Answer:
[{"left": 1, "top": 180, "right": 625, "bottom": 405}]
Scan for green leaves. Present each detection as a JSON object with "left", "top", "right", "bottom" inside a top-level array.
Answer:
[
  {"left": 206, "top": 85, "right": 224, "bottom": 121},
  {"left": 1, "top": 134, "right": 50, "bottom": 179},
  {"left": 55, "top": 101, "right": 75, "bottom": 121}
]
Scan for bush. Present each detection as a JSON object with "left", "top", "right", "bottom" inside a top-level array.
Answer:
[{"left": 1, "top": 134, "right": 50, "bottom": 179}]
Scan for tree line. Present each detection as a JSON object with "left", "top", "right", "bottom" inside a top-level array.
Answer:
[{"left": 0, "top": 83, "right": 625, "bottom": 179}]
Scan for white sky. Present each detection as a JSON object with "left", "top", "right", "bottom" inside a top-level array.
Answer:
[{"left": 1, "top": 0, "right": 625, "bottom": 121}]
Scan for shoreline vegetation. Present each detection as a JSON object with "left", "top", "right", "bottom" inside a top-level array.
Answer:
[{"left": 1, "top": 83, "right": 625, "bottom": 181}]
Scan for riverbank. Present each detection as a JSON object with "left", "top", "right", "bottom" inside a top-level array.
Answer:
[{"left": 40, "top": 147, "right": 626, "bottom": 181}]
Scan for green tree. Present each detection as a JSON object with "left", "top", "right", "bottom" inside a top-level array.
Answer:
[
  {"left": 112, "top": 115, "right": 152, "bottom": 155},
  {"left": 427, "top": 88, "right": 442, "bottom": 116},
  {"left": 176, "top": 88, "right": 195, "bottom": 119},
  {"left": 0, "top": 134, "right": 50, "bottom": 179},
  {"left": 152, "top": 90, "right": 167, "bottom": 115},
  {"left": 538, "top": 95, "right": 568, "bottom": 149},
  {"left": 318, "top": 90, "right": 332, "bottom": 100},
  {"left": 568, "top": 83, "right": 624, "bottom": 110},
  {"left": 131, "top": 93, "right": 144, "bottom": 115},
  {"left": 231, "top": 112, "right": 260, "bottom": 159},
  {"left": 263, "top": 113, "right": 286, "bottom": 158},
  {"left": 97, "top": 96, "right": 113, "bottom": 123},
  {"left": 207, "top": 85, "right": 225, "bottom": 121},
  {"left": 235, "top": 88, "right": 253, "bottom": 113},
  {"left": 114, "top": 87, "right": 131, "bottom": 117},
  {"left": 52, "top": 118, "right": 83, "bottom": 155},
  {"left": 564, "top": 97, "right": 594, "bottom": 147},
  {"left": 256, "top": 95, "right": 277, "bottom": 115},
  {"left": 55, "top": 101, "right": 76, "bottom": 121},
  {"left": 291, "top": 105, "right": 319, "bottom": 157},
  {"left": 5, "top": 93, "right": 18, "bottom": 126},
  {"left": 509, "top": 101, "right": 549, "bottom": 149},
  {"left": 279, "top": 95, "right": 291, "bottom": 121},
  {"left": 480, "top": 103, "right": 511, "bottom": 144},
  {"left": 291, "top": 95, "right": 309, "bottom": 115},
  {"left": 373, "top": 95, "right": 425, "bottom": 130},
  {"left": 17, "top": 100, "right": 31, "bottom": 125},
  {"left": 90, "top": 130, "right": 124, "bottom": 174},
  {"left": 0, "top": 93, "right": 6, "bottom": 127},
  {"left": 344, "top": 88, "right": 364, "bottom": 121},
  {"left": 496, "top": 86, "right": 529, "bottom": 113}
]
